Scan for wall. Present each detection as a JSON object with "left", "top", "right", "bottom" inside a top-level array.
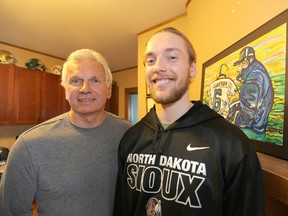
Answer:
[
  {"left": 0, "top": 43, "right": 64, "bottom": 72},
  {"left": 112, "top": 67, "right": 138, "bottom": 118},
  {"left": 137, "top": 0, "right": 288, "bottom": 119}
]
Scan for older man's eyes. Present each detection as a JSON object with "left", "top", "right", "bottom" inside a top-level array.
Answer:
[
  {"left": 70, "top": 79, "right": 82, "bottom": 85},
  {"left": 91, "top": 79, "right": 100, "bottom": 84}
]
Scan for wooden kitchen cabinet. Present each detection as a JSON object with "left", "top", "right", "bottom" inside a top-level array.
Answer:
[
  {"left": 105, "top": 81, "right": 118, "bottom": 115},
  {"left": 0, "top": 64, "right": 14, "bottom": 125},
  {"left": 41, "top": 72, "right": 70, "bottom": 121},
  {"left": 13, "top": 66, "right": 42, "bottom": 124},
  {"left": 0, "top": 64, "right": 69, "bottom": 125}
]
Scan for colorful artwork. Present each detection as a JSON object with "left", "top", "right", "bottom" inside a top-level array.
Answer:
[{"left": 201, "top": 10, "right": 288, "bottom": 160}]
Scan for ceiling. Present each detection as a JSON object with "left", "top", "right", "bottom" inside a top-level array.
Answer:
[{"left": 0, "top": 0, "right": 188, "bottom": 71}]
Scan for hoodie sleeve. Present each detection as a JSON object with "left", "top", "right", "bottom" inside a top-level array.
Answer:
[{"left": 222, "top": 144, "right": 265, "bottom": 216}]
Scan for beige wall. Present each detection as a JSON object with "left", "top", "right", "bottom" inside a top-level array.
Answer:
[
  {"left": 0, "top": 43, "right": 64, "bottom": 73},
  {"left": 137, "top": 0, "right": 288, "bottom": 119},
  {"left": 112, "top": 67, "right": 138, "bottom": 119}
]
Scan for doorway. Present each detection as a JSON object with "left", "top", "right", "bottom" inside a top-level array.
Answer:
[{"left": 125, "top": 87, "right": 138, "bottom": 125}]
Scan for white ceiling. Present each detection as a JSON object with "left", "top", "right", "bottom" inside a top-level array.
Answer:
[{"left": 0, "top": 0, "right": 187, "bottom": 71}]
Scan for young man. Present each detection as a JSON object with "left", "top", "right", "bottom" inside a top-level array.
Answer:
[
  {"left": 0, "top": 49, "right": 131, "bottom": 216},
  {"left": 114, "top": 28, "right": 265, "bottom": 216}
]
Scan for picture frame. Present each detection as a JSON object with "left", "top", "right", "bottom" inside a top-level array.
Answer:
[{"left": 201, "top": 9, "right": 288, "bottom": 160}]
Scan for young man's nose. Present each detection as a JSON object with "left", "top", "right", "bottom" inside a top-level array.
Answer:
[{"left": 153, "top": 57, "right": 167, "bottom": 72}]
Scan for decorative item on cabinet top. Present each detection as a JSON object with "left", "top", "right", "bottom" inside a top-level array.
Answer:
[
  {"left": 25, "top": 58, "right": 46, "bottom": 71},
  {"left": 51, "top": 65, "right": 63, "bottom": 75},
  {"left": 0, "top": 50, "right": 16, "bottom": 64}
]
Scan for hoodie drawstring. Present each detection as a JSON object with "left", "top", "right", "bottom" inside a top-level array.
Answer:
[{"left": 152, "top": 124, "right": 172, "bottom": 155}]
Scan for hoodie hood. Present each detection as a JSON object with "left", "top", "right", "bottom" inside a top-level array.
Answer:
[
  {"left": 141, "top": 100, "right": 222, "bottom": 154},
  {"left": 142, "top": 100, "right": 222, "bottom": 131}
]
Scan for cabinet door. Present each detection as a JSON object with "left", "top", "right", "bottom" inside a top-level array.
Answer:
[
  {"left": 0, "top": 64, "right": 14, "bottom": 125},
  {"left": 105, "top": 81, "right": 118, "bottom": 115},
  {"left": 41, "top": 73, "right": 70, "bottom": 121},
  {"left": 13, "top": 67, "right": 42, "bottom": 124},
  {"left": 59, "top": 86, "right": 70, "bottom": 114}
]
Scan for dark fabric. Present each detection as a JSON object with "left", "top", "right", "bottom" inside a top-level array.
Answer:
[{"left": 114, "top": 100, "right": 265, "bottom": 216}]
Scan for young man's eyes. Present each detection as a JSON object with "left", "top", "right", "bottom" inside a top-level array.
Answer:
[
  {"left": 144, "top": 57, "right": 156, "bottom": 66},
  {"left": 168, "top": 56, "right": 177, "bottom": 61},
  {"left": 144, "top": 55, "right": 178, "bottom": 66}
]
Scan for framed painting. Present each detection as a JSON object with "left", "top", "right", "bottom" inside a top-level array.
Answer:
[{"left": 201, "top": 9, "right": 288, "bottom": 160}]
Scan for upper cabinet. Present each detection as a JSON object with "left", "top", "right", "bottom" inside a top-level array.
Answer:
[
  {"left": 0, "top": 64, "right": 70, "bottom": 125},
  {"left": 13, "top": 66, "right": 42, "bottom": 124},
  {"left": 0, "top": 64, "right": 14, "bottom": 125},
  {"left": 105, "top": 81, "right": 118, "bottom": 115},
  {"left": 40, "top": 72, "right": 70, "bottom": 121}
]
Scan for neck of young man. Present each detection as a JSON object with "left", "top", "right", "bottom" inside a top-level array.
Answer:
[{"left": 155, "top": 95, "right": 193, "bottom": 125}]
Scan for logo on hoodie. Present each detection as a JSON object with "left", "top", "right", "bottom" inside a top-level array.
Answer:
[
  {"left": 146, "top": 197, "right": 162, "bottom": 216},
  {"left": 186, "top": 144, "right": 210, "bottom": 151},
  {"left": 126, "top": 153, "right": 206, "bottom": 208}
]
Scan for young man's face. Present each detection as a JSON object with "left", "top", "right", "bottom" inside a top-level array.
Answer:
[
  {"left": 64, "top": 59, "right": 111, "bottom": 116},
  {"left": 144, "top": 32, "right": 196, "bottom": 105}
]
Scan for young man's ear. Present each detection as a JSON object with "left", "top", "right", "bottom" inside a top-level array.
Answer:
[{"left": 189, "top": 61, "right": 197, "bottom": 78}]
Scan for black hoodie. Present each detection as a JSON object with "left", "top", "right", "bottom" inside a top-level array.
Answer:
[{"left": 114, "top": 101, "right": 265, "bottom": 216}]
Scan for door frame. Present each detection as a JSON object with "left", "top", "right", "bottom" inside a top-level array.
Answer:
[{"left": 125, "top": 87, "right": 138, "bottom": 123}]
